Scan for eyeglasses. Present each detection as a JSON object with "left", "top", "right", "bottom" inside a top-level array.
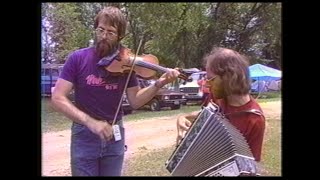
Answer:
[
  {"left": 95, "top": 27, "right": 118, "bottom": 38},
  {"left": 206, "top": 75, "right": 217, "bottom": 82}
]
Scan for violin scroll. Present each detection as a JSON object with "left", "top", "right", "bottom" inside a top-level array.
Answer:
[{"left": 176, "top": 68, "right": 189, "bottom": 81}]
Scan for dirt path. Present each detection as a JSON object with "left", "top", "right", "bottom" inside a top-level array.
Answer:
[{"left": 41, "top": 101, "right": 281, "bottom": 176}]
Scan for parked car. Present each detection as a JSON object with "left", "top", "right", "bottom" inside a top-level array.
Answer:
[
  {"left": 41, "top": 63, "right": 64, "bottom": 96},
  {"left": 138, "top": 78, "right": 187, "bottom": 111}
]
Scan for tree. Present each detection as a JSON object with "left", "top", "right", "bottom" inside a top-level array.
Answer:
[
  {"left": 42, "top": 2, "right": 281, "bottom": 70},
  {"left": 45, "top": 3, "right": 91, "bottom": 63}
]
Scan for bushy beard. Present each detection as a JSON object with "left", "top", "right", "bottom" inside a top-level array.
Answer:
[{"left": 95, "top": 38, "right": 119, "bottom": 58}]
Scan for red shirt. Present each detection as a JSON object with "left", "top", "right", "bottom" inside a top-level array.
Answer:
[{"left": 203, "top": 93, "right": 265, "bottom": 162}]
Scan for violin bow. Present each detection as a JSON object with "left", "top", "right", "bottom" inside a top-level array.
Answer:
[{"left": 112, "top": 38, "right": 144, "bottom": 125}]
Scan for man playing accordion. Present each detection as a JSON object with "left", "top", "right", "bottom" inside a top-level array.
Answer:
[{"left": 176, "top": 47, "right": 265, "bottom": 171}]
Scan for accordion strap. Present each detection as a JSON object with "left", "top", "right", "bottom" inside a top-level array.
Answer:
[{"left": 224, "top": 109, "right": 264, "bottom": 118}]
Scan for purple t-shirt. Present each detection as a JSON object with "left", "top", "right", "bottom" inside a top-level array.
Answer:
[{"left": 60, "top": 47, "right": 138, "bottom": 121}]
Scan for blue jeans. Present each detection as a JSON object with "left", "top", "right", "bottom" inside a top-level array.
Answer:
[{"left": 70, "top": 121, "right": 125, "bottom": 176}]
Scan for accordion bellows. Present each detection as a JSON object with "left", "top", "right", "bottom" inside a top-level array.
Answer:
[{"left": 165, "top": 102, "right": 257, "bottom": 176}]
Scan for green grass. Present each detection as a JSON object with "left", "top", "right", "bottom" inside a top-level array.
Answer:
[
  {"left": 41, "top": 98, "right": 201, "bottom": 133},
  {"left": 122, "top": 116, "right": 281, "bottom": 176},
  {"left": 42, "top": 96, "right": 281, "bottom": 176},
  {"left": 41, "top": 96, "right": 281, "bottom": 133},
  {"left": 41, "top": 97, "right": 73, "bottom": 133},
  {"left": 256, "top": 97, "right": 281, "bottom": 103},
  {"left": 253, "top": 91, "right": 282, "bottom": 103},
  {"left": 124, "top": 105, "right": 200, "bottom": 122},
  {"left": 123, "top": 146, "right": 175, "bottom": 176},
  {"left": 259, "top": 118, "right": 281, "bottom": 176},
  {"left": 122, "top": 98, "right": 282, "bottom": 176}
]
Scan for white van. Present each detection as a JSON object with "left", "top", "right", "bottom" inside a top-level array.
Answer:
[{"left": 179, "top": 71, "right": 207, "bottom": 103}]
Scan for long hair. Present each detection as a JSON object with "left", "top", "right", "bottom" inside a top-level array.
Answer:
[
  {"left": 94, "top": 6, "right": 127, "bottom": 40},
  {"left": 204, "top": 47, "right": 251, "bottom": 96}
]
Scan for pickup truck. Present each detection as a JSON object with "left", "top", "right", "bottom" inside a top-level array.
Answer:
[{"left": 41, "top": 64, "right": 64, "bottom": 96}]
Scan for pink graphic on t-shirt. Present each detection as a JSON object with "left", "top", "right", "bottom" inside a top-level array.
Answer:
[
  {"left": 85, "top": 74, "right": 118, "bottom": 90},
  {"left": 105, "top": 84, "right": 118, "bottom": 90},
  {"left": 86, "top": 74, "right": 106, "bottom": 86}
]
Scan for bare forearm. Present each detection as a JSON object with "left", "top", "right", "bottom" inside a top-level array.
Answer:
[
  {"left": 131, "top": 84, "right": 160, "bottom": 109},
  {"left": 128, "top": 68, "right": 180, "bottom": 109},
  {"left": 51, "top": 95, "right": 93, "bottom": 126}
]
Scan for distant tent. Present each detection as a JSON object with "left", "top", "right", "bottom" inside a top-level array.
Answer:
[
  {"left": 249, "top": 64, "right": 282, "bottom": 81},
  {"left": 249, "top": 64, "right": 282, "bottom": 96},
  {"left": 251, "top": 80, "right": 268, "bottom": 92},
  {"left": 268, "top": 80, "right": 281, "bottom": 91}
]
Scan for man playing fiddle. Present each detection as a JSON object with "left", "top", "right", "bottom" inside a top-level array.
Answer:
[{"left": 51, "top": 6, "right": 180, "bottom": 176}]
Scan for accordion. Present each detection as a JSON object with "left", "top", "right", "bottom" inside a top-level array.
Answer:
[{"left": 165, "top": 102, "right": 258, "bottom": 176}]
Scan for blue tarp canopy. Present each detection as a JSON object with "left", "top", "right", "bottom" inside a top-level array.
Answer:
[{"left": 249, "top": 64, "right": 282, "bottom": 81}]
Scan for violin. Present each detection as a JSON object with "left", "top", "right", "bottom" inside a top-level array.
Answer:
[{"left": 104, "top": 47, "right": 188, "bottom": 80}]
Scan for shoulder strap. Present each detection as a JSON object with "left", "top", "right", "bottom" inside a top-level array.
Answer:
[
  {"left": 225, "top": 109, "right": 264, "bottom": 118},
  {"left": 205, "top": 100, "right": 265, "bottom": 118}
]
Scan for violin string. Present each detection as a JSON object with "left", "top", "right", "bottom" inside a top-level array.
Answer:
[
  {"left": 135, "top": 60, "right": 168, "bottom": 73},
  {"left": 112, "top": 39, "right": 144, "bottom": 126},
  {"left": 136, "top": 60, "right": 187, "bottom": 80}
]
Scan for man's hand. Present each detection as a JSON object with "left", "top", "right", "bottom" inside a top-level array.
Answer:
[
  {"left": 156, "top": 68, "right": 181, "bottom": 88},
  {"left": 176, "top": 115, "right": 192, "bottom": 146},
  {"left": 86, "top": 120, "right": 114, "bottom": 141}
]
